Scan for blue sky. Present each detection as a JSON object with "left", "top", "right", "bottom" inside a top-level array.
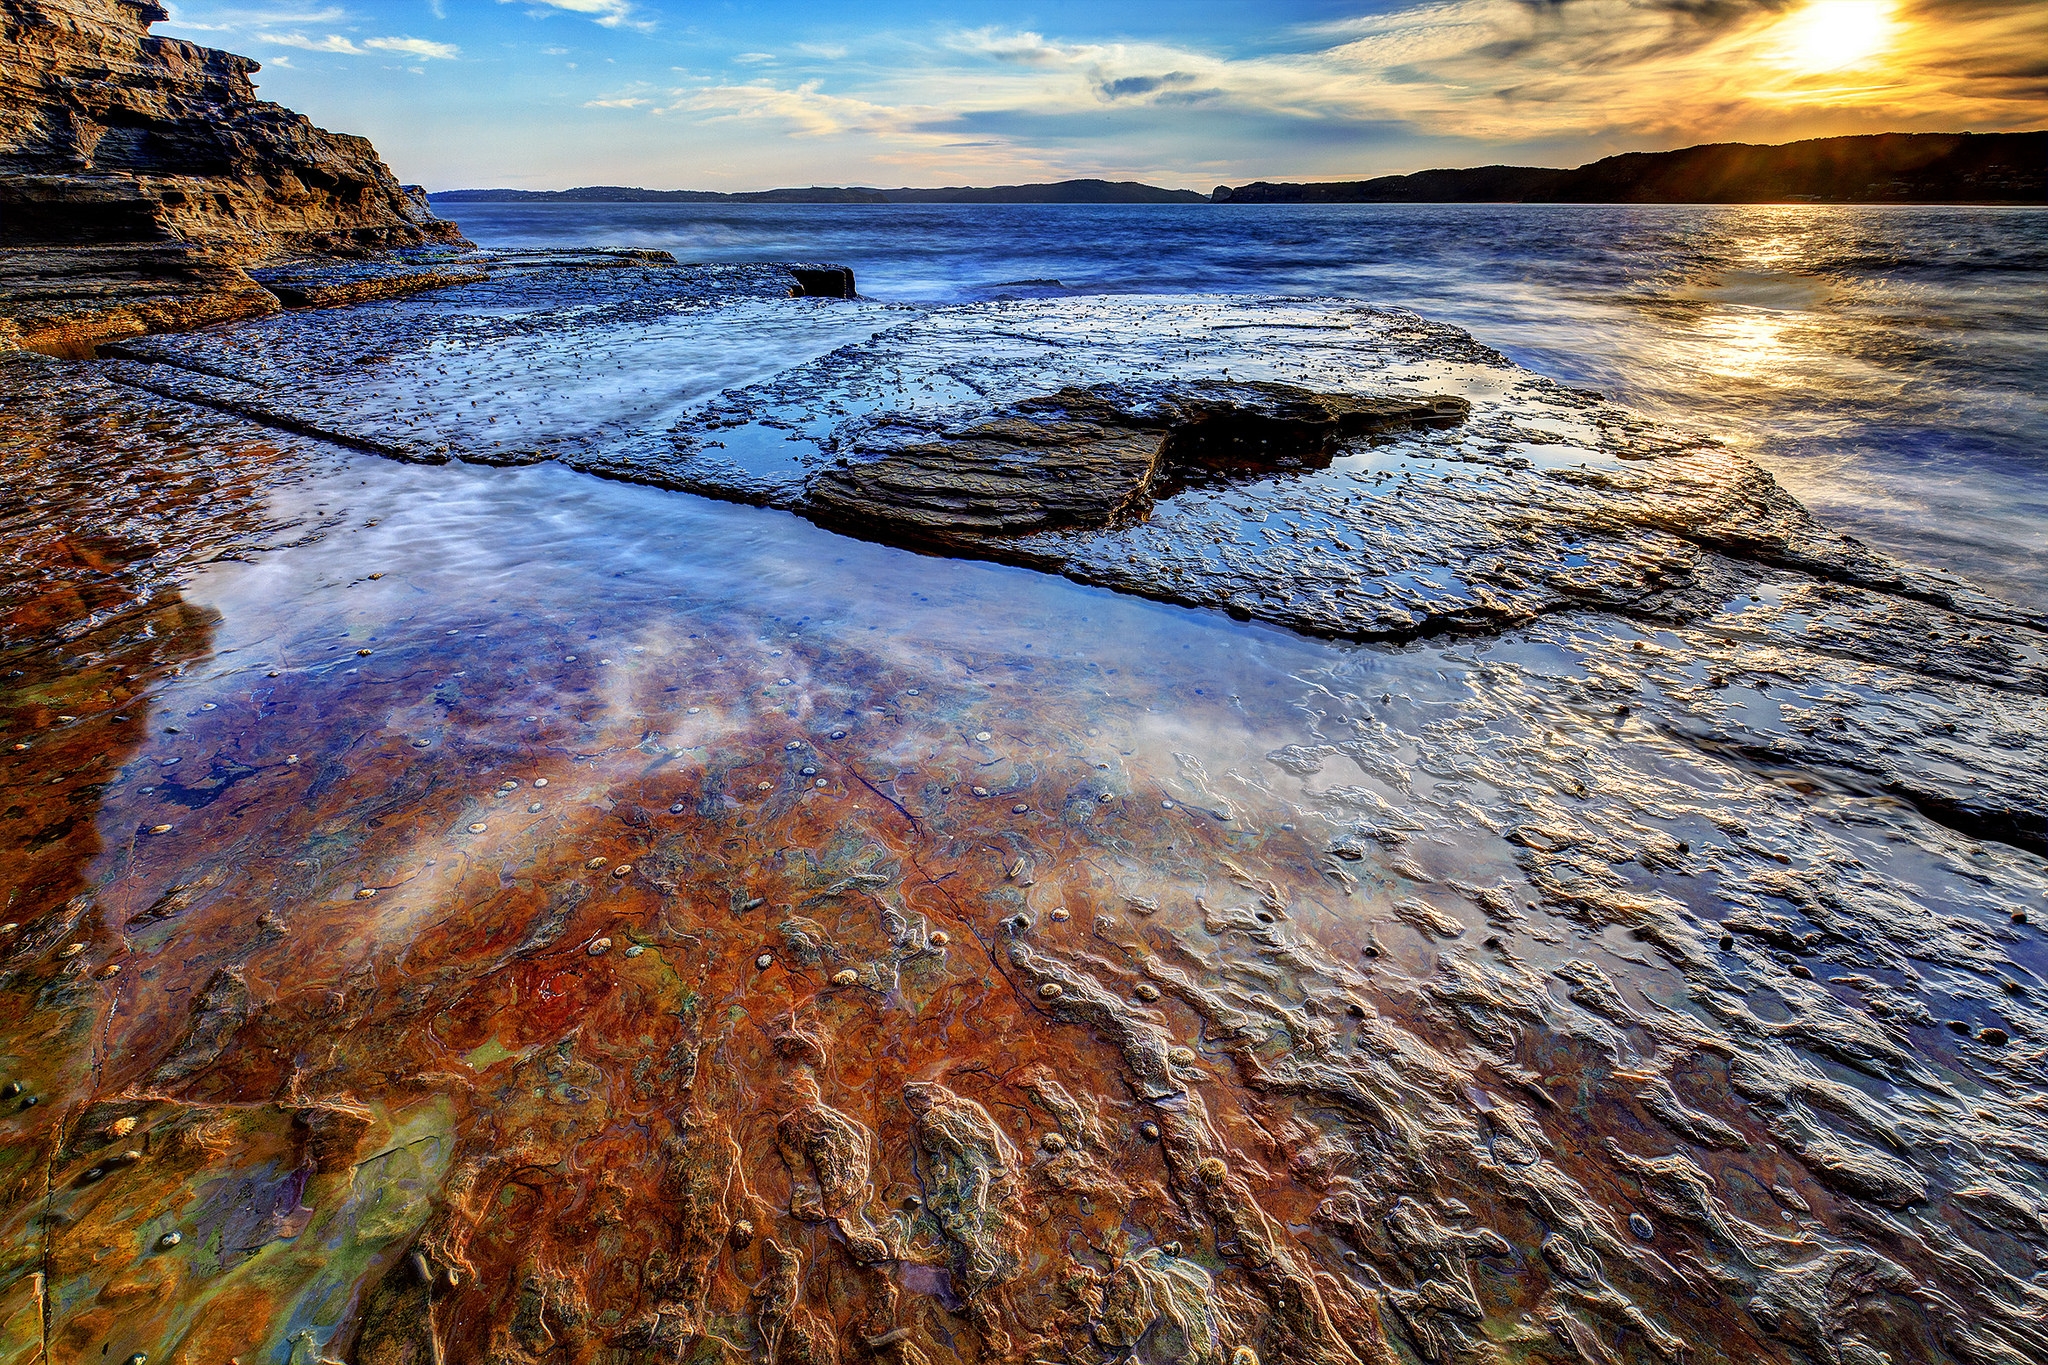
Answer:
[{"left": 160, "top": 1, "right": 2048, "bottom": 190}]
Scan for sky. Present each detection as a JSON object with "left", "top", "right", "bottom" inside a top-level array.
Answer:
[{"left": 158, "top": 0, "right": 2048, "bottom": 191}]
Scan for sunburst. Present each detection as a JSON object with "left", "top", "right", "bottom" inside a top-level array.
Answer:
[{"left": 1771, "top": 0, "right": 1898, "bottom": 73}]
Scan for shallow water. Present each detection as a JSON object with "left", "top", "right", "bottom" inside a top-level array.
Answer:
[
  {"left": 5, "top": 338, "right": 2047, "bottom": 1364},
  {"left": 449, "top": 202, "right": 2048, "bottom": 608}
]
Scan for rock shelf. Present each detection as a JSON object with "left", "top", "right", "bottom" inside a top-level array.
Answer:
[{"left": 0, "top": 258, "right": 2045, "bottom": 1365}]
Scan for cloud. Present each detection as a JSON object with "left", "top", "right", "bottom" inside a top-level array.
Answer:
[
  {"left": 792, "top": 42, "right": 849, "bottom": 60},
  {"left": 733, "top": 52, "right": 777, "bottom": 65},
  {"left": 258, "top": 31, "right": 368, "bottom": 53},
  {"left": 500, "top": 0, "right": 648, "bottom": 32},
  {"left": 163, "top": 3, "right": 346, "bottom": 30},
  {"left": 610, "top": 1, "right": 2044, "bottom": 189},
  {"left": 258, "top": 31, "right": 457, "bottom": 59},
  {"left": 1097, "top": 72, "right": 1198, "bottom": 100},
  {"left": 367, "top": 35, "right": 460, "bottom": 59},
  {"left": 661, "top": 80, "right": 929, "bottom": 139}
]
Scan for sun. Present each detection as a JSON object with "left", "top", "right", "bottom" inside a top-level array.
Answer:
[{"left": 1771, "top": 0, "right": 1898, "bottom": 72}]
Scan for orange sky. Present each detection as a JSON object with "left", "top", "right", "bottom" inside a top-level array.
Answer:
[{"left": 163, "top": 0, "right": 2048, "bottom": 189}]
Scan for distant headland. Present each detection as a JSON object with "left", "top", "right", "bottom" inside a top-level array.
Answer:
[
  {"left": 433, "top": 180, "right": 1208, "bottom": 205},
  {"left": 1219, "top": 131, "right": 2046, "bottom": 205},
  {"left": 436, "top": 132, "right": 2045, "bottom": 207}
]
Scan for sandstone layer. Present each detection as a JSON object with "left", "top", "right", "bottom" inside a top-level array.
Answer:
[
  {"left": 0, "top": 0, "right": 467, "bottom": 255},
  {"left": 2, "top": 270, "right": 2045, "bottom": 1365}
]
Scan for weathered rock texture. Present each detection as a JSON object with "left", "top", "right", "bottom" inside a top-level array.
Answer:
[
  {"left": 0, "top": 0, "right": 467, "bottom": 255},
  {"left": 3, "top": 273, "right": 2046, "bottom": 1365},
  {"left": 0, "top": 243, "right": 279, "bottom": 356},
  {"left": 808, "top": 384, "right": 1469, "bottom": 547}
]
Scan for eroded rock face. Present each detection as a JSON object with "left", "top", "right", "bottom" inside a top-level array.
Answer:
[
  {"left": 0, "top": 243, "right": 280, "bottom": 357},
  {"left": 0, "top": 0, "right": 466, "bottom": 255}
]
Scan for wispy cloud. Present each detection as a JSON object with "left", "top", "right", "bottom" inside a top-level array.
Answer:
[
  {"left": 259, "top": 30, "right": 458, "bottom": 59},
  {"left": 165, "top": 3, "right": 347, "bottom": 30},
  {"left": 164, "top": 0, "right": 2048, "bottom": 193},
  {"left": 499, "top": 0, "right": 648, "bottom": 32},
  {"left": 832, "top": 6, "right": 2039, "bottom": 155}
]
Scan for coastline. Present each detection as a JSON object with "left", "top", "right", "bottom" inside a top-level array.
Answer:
[{"left": 5, "top": 4, "right": 2048, "bottom": 1362}]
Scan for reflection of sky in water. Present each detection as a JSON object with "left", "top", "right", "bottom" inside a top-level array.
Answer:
[
  {"left": 44, "top": 370, "right": 2046, "bottom": 1364},
  {"left": 451, "top": 202, "right": 2048, "bottom": 606}
]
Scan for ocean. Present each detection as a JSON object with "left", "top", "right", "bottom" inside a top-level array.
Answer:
[{"left": 449, "top": 200, "right": 2048, "bottom": 609}]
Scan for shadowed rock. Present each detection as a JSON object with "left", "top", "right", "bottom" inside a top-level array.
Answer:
[{"left": 808, "top": 382, "right": 1468, "bottom": 548}]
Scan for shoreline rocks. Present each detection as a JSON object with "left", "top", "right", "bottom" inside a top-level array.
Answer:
[
  {"left": 0, "top": 0, "right": 480, "bottom": 354},
  {"left": 1, "top": 0, "right": 467, "bottom": 257}
]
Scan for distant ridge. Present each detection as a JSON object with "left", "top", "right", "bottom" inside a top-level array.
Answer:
[
  {"left": 1214, "top": 132, "right": 2046, "bottom": 204},
  {"left": 433, "top": 178, "right": 1206, "bottom": 205}
]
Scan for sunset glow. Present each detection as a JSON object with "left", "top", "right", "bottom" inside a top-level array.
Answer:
[
  {"left": 148, "top": 0, "right": 2048, "bottom": 207},
  {"left": 1773, "top": 0, "right": 1899, "bottom": 74}
]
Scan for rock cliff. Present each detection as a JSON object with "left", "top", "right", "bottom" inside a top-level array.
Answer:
[{"left": 0, "top": 0, "right": 466, "bottom": 254}]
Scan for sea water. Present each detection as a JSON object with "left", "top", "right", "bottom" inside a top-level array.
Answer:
[{"left": 448, "top": 201, "right": 2048, "bottom": 609}]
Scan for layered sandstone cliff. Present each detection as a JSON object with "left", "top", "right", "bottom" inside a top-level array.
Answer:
[{"left": 0, "top": 0, "right": 466, "bottom": 254}]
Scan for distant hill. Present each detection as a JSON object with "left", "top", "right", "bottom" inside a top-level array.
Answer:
[
  {"left": 1214, "top": 132, "right": 2047, "bottom": 204},
  {"left": 433, "top": 179, "right": 1207, "bottom": 205}
]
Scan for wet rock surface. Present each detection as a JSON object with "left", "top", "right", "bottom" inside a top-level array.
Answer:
[
  {"left": 0, "top": 244, "right": 282, "bottom": 357},
  {"left": 0, "top": 268, "right": 2045, "bottom": 1365},
  {"left": 807, "top": 382, "right": 1470, "bottom": 548}
]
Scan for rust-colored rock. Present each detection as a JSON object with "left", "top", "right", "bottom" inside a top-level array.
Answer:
[
  {"left": 2, "top": 273, "right": 2047, "bottom": 1365},
  {"left": 0, "top": 244, "right": 280, "bottom": 356}
]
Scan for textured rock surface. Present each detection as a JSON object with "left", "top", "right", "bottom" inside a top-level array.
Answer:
[
  {"left": 0, "top": 0, "right": 467, "bottom": 254},
  {"left": 1, "top": 277, "right": 2045, "bottom": 1365},
  {"left": 0, "top": 247, "right": 694, "bottom": 359},
  {"left": 0, "top": 244, "right": 279, "bottom": 356},
  {"left": 807, "top": 383, "right": 1469, "bottom": 548}
]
